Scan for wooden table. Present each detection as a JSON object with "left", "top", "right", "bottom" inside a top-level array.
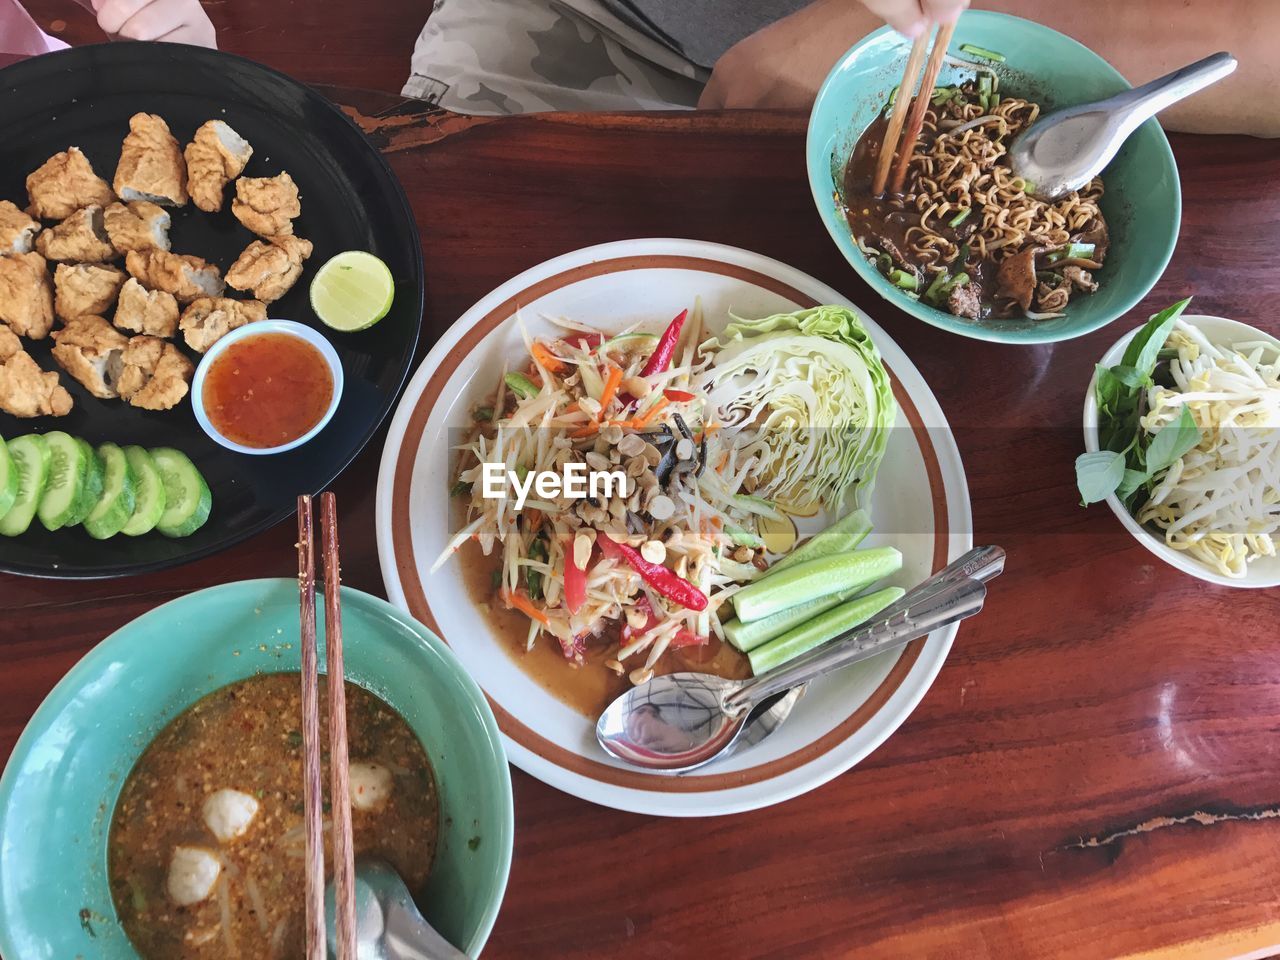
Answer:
[{"left": 5, "top": 38, "right": 1280, "bottom": 960}]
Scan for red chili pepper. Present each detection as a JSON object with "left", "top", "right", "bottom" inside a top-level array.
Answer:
[
  {"left": 663, "top": 388, "right": 696, "bottom": 403},
  {"left": 639, "top": 309, "right": 689, "bottom": 378},
  {"left": 597, "top": 533, "right": 707, "bottom": 611},
  {"left": 564, "top": 545, "right": 588, "bottom": 615},
  {"left": 574, "top": 333, "right": 605, "bottom": 350}
]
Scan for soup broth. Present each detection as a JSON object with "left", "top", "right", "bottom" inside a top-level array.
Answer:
[{"left": 108, "top": 673, "right": 438, "bottom": 958}]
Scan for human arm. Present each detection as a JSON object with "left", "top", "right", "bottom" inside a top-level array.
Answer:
[{"left": 699, "top": 0, "right": 1280, "bottom": 137}]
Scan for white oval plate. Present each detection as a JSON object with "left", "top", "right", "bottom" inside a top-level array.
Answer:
[
  {"left": 1083, "top": 313, "right": 1280, "bottom": 588},
  {"left": 375, "top": 239, "right": 972, "bottom": 816}
]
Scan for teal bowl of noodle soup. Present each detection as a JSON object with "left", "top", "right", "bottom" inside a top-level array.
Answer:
[
  {"left": 807, "top": 10, "right": 1181, "bottom": 344},
  {"left": 0, "top": 579, "right": 513, "bottom": 958}
]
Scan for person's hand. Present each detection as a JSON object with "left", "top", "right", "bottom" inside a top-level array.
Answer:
[
  {"left": 860, "top": 0, "right": 969, "bottom": 38},
  {"left": 93, "top": 0, "right": 217, "bottom": 47},
  {"left": 699, "top": 0, "right": 968, "bottom": 110}
]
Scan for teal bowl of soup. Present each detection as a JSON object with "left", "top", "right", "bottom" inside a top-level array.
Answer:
[
  {"left": 806, "top": 11, "right": 1180, "bottom": 344},
  {"left": 0, "top": 579, "right": 513, "bottom": 958}
]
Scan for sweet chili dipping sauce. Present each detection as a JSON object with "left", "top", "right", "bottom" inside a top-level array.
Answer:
[{"left": 203, "top": 332, "right": 334, "bottom": 448}]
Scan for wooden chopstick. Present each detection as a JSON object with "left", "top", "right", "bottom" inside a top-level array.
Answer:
[
  {"left": 888, "top": 19, "right": 958, "bottom": 195},
  {"left": 296, "top": 494, "right": 327, "bottom": 960},
  {"left": 321, "top": 492, "right": 357, "bottom": 959},
  {"left": 871, "top": 28, "right": 932, "bottom": 197}
]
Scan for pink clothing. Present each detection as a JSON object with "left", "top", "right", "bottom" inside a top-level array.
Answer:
[{"left": 1, "top": 0, "right": 69, "bottom": 58}]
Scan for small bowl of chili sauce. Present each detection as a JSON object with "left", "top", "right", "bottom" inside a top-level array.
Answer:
[{"left": 192, "top": 320, "right": 344, "bottom": 455}]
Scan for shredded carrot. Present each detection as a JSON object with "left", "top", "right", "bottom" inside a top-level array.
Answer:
[
  {"left": 563, "top": 401, "right": 580, "bottom": 415},
  {"left": 716, "top": 452, "right": 729, "bottom": 473},
  {"left": 599, "top": 365, "right": 623, "bottom": 409},
  {"left": 569, "top": 420, "right": 600, "bottom": 438},
  {"left": 631, "top": 396, "right": 669, "bottom": 429},
  {"left": 710, "top": 515, "right": 723, "bottom": 528},
  {"left": 502, "top": 588, "right": 550, "bottom": 625},
  {"left": 531, "top": 340, "right": 566, "bottom": 374}
]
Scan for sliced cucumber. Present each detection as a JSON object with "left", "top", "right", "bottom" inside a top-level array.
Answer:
[
  {"left": 732, "top": 546, "right": 902, "bottom": 623},
  {"left": 0, "top": 435, "right": 50, "bottom": 537},
  {"left": 120, "top": 446, "right": 165, "bottom": 537},
  {"left": 748, "top": 586, "right": 906, "bottom": 674},
  {"left": 0, "top": 437, "right": 17, "bottom": 521},
  {"left": 83, "top": 443, "right": 137, "bottom": 540},
  {"left": 69, "top": 437, "right": 104, "bottom": 527},
  {"left": 37, "top": 432, "right": 90, "bottom": 531},
  {"left": 765, "top": 509, "right": 872, "bottom": 578},
  {"left": 152, "top": 447, "right": 212, "bottom": 538}
]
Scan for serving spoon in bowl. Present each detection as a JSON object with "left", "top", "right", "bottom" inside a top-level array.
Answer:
[
  {"left": 327, "top": 858, "right": 471, "bottom": 960},
  {"left": 597, "top": 546, "right": 1006, "bottom": 773},
  {"left": 1008, "top": 52, "right": 1236, "bottom": 200}
]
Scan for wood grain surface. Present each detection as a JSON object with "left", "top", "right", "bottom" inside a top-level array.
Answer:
[{"left": 3, "top": 19, "right": 1280, "bottom": 959}]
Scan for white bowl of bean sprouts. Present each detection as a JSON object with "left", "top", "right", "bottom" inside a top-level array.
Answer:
[{"left": 1083, "top": 313, "right": 1280, "bottom": 588}]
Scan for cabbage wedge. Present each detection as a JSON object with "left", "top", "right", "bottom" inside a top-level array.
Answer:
[{"left": 700, "top": 305, "right": 896, "bottom": 512}]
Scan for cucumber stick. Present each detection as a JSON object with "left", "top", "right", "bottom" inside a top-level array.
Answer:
[
  {"left": 747, "top": 585, "right": 905, "bottom": 674},
  {"left": 0, "top": 435, "right": 50, "bottom": 536},
  {"left": 732, "top": 546, "right": 902, "bottom": 623},
  {"left": 37, "top": 432, "right": 91, "bottom": 531},
  {"left": 764, "top": 509, "right": 872, "bottom": 578},
  {"left": 83, "top": 443, "right": 137, "bottom": 540},
  {"left": 726, "top": 577, "right": 868, "bottom": 652},
  {"left": 120, "top": 446, "right": 166, "bottom": 536},
  {"left": 152, "top": 447, "right": 212, "bottom": 538},
  {"left": 0, "top": 438, "right": 17, "bottom": 520}
]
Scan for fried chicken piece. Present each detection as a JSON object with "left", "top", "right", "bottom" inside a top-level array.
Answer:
[
  {"left": 116, "top": 335, "right": 193, "bottom": 410},
  {"left": 114, "top": 277, "right": 179, "bottom": 338},
  {"left": 50, "top": 315, "right": 129, "bottom": 398},
  {"left": 26, "top": 147, "right": 116, "bottom": 221},
  {"left": 0, "top": 201, "right": 40, "bottom": 255},
  {"left": 125, "top": 249, "right": 224, "bottom": 303},
  {"left": 103, "top": 200, "right": 171, "bottom": 254},
  {"left": 225, "top": 235, "right": 312, "bottom": 303},
  {"left": 179, "top": 296, "right": 268, "bottom": 352},
  {"left": 35, "top": 205, "right": 116, "bottom": 263},
  {"left": 185, "top": 121, "right": 253, "bottom": 213},
  {"left": 231, "top": 172, "right": 299, "bottom": 237},
  {"left": 54, "top": 263, "right": 127, "bottom": 321},
  {"left": 114, "top": 113, "right": 189, "bottom": 207},
  {"left": 0, "top": 325, "right": 73, "bottom": 418},
  {"left": 0, "top": 252, "right": 55, "bottom": 339}
]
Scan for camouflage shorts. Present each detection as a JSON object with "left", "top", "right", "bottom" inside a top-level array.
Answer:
[{"left": 403, "top": 0, "right": 709, "bottom": 115}]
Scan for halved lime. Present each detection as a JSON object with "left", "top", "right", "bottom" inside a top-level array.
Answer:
[{"left": 310, "top": 251, "right": 395, "bottom": 332}]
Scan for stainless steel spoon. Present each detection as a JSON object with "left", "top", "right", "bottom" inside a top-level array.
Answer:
[
  {"left": 597, "top": 546, "right": 1006, "bottom": 773},
  {"left": 326, "top": 857, "right": 470, "bottom": 960},
  {"left": 1009, "top": 52, "right": 1236, "bottom": 200}
]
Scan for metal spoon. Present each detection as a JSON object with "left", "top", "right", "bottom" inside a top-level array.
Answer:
[
  {"left": 597, "top": 546, "right": 1006, "bottom": 773},
  {"left": 326, "top": 857, "right": 470, "bottom": 960},
  {"left": 1009, "top": 52, "right": 1236, "bottom": 200},
  {"left": 717, "top": 544, "right": 1004, "bottom": 759}
]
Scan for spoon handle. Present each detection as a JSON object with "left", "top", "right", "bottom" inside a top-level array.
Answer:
[
  {"left": 724, "top": 574, "right": 987, "bottom": 713},
  {"left": 1109, "top": 52, "right": 1237, "bottom": 131}
]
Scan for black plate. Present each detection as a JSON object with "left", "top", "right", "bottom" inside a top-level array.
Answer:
[{"left": 0, "top": 44, "right": 423, "bottom": 579}]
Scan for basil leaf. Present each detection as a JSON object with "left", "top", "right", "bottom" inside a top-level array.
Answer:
[
  {"left": 1094, "top": 364, "right": 1127, "bottom": 416},
  {"left": 1120, "top": 297, "right": 1191, "bottom": 376},
  {"left": 1075, "top": 450, "right": 1126, "bottom": 505},
  {"left": 1108, "top": 364, "right": 1151, "bottom": 390},
  {"left": 1116, "top": 468, "right": 1148, "bottom": 501},
  {"left": 1145, "top": 406, "right": 1200, "bottom": 474}
]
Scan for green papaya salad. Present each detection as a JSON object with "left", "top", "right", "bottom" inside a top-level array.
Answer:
[{"left": 439, "top": 299, "right": 906, "bottom": 685}]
